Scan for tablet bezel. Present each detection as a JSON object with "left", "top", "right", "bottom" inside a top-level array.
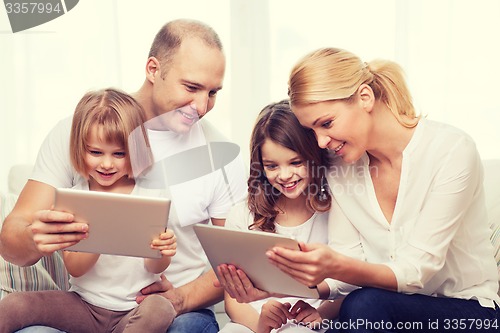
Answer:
[
  {"left": 193, "top": 223, "right": 319, "bottom": 299},
  {"left": 54, "top": 188, "right": 170, "bottom": 258}
]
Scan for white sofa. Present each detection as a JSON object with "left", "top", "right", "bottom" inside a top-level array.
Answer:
[{"left": 1, "top": 161, "right": 499, "bottom": 319}]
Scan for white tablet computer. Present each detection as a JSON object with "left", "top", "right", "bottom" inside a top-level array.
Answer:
[
  {"left": 193, "top": 224, "right": 319, "bottom": 299},
  {"left": 54, "top": 188, "right": 171, "bottom": 258}
]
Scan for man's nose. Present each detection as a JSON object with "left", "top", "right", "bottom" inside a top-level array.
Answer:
[{"left": 192, "top": 95, "right": 209, "bottom": 117}]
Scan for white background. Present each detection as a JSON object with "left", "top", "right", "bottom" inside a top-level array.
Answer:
[{"left": 1, "top": 0, "right": 499, "bottom": 193}]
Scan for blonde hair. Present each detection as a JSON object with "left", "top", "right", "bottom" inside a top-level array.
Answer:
[
  {"left": 70, "top": 88, "right": 153, "bottom": 178},
  {"left": 288, "top": 48, "right": 419, "bottom": 128}
]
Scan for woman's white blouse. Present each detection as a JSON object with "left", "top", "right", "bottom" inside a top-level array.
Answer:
[{"left": 325, "top": 118, "right": 499, "bottom": 308}]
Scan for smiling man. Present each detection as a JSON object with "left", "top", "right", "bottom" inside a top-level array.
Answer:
[{"left": 0, "top": 19, "right": 247, "bottom": 333}]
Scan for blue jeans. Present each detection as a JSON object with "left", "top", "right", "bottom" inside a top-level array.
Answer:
[
  {"left": 167, "top": 309, "right": 219, "bottom": 333},
  {"left": 17, "top": 309, "right": 218, "bottom": 333},
  {"left": 328, "top": 287, "right": 499, "bottom": 333}
]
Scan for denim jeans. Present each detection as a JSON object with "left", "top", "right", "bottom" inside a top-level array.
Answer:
[
  {"left": 328, "top": 287, "right": 499, "bottom": 333},
  {"left": 167, "top": 309, "right": 219, "bottom": 333},
  {"left": 16, "top": 309, "right": 219, "bottom": 333}
]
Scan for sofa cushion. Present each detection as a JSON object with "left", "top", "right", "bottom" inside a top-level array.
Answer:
[
  {"left": 0, "top": 190, "right": 69, "bottom": 299},
  {"left": 7, "top": 164, "right": 33, "bottom": 195}
]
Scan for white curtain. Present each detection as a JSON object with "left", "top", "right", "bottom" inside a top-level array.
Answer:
[{"left": 1, "top": 0, "right": 499, "bottom": 193}]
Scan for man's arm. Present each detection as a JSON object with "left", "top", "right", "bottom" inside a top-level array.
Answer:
[
  {"left": 136, "top": 216, "right": 227, "bottom": 314},
  {"left": 0, "top": 180, "right": 88, "bottom": 266},
  {"left": 138, "top": 268, "right": 224, "bottom": 315}
]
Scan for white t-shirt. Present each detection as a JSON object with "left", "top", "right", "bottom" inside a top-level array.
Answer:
[
  {"left": 225, "top": 201, "right": 327, "bottom": 322},
  {"left": 325, "top": 118, "right": 500, "bottom": 308},
  {"left": 32, "top": 117, "right": 247, "bottom": 289},
  {"left": 66, "top": 182, "right": 164, "bottom": 311}
]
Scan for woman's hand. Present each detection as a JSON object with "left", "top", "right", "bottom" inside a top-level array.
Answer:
[
  {"left": 266, "top": 242, "right": 337, "bottom": 286},
  {"left": 214, "top": 264, "right": 271, "bottom": 303}
]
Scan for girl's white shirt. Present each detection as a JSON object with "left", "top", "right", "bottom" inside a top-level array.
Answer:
[
  {"left": 225, "top": 201, "right": 329, "bottom": 331},
  {"left": 67, "top": 181, "right": 164, "bottom": 311}
]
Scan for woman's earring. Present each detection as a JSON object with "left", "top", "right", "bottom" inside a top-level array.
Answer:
[{"left": 318, "top": 177, "right": 328, "bottom": 201}]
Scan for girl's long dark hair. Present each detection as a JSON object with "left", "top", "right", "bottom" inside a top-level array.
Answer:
[{"left": 248, "top": 100, "right": 332, "bottom": 232}]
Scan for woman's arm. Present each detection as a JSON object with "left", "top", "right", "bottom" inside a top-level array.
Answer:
[
  {"left": 267, "top": 242, "right": 397, "bottom": 291},
  {"left": 63, "top": 251, "right": 99, "bottom": 277}
]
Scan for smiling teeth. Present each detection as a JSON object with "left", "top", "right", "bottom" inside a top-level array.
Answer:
[
  {"left": 180, "top": 111, "right": 195, "bottom": 119},
  {"left": 334, "top": 142, "right": 345, "bottom": 152}
]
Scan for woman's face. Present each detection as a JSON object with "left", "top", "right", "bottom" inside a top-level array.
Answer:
[
  {"left": 292, "top": 99, "right": 371, "bottom": 164},
  {"left": 260, "top": 139, "right": 310, "bottom": 200}
]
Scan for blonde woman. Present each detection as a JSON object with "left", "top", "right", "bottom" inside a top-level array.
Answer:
[
  {"left": 220, "top": 48, "right": 500, "bottom": 332},
  {"left": 264, "top": 48, "right": 500, "bottom": 332}
]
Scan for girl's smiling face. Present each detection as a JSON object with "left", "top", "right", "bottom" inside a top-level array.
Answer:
[
  {"left": 261, "top": 139, "right": 310, "bottom": 200},
  {"left": 84, "top": 124, "right": 131, "bottom": 190}
]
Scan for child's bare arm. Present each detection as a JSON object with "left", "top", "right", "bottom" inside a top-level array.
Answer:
[
  {"left": 144, "top": 229, "right": 176, "bottom": 273},
  {"left": 224, "top": 290, "right": 260, "bottom": 331},
  {"left": 317, "top": 297, "right": 343, "bottom": 321},
  {"left": 63, "top": 251, "right": 100, "bottom": 277}
]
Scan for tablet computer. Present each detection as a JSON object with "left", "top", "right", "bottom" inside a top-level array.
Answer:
[
  {"left": 54, "top": 188, "right": 171, "bottom": 258},
  {"left": 193, "top": 224, "right": 319, "bottom": 299}
]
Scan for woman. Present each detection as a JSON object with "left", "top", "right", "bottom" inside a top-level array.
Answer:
[
  {"left": 219, "top": 48, "right": 499, "bottom": 332},
  {"left": 265, "top": 47, "right": 500, "bottom": 332}
]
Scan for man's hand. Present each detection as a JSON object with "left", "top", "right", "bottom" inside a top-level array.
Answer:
[
  {"left": 30, "top": 209, "right": 88, "bottom": 256},
  {"left": 214, "top": 264, "right": 271, "bottom": 303},
  {"left": 137, "top": 274, "right": 185, "bottom": 314}
]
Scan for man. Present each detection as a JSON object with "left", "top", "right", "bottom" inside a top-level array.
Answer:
[{"left": 0, "top": 19, "right": 247, "bottom": 333}]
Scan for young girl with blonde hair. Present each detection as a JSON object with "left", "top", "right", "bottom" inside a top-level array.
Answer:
[{"left": 0, "top": 88, "right": 177, "bottom": 333}]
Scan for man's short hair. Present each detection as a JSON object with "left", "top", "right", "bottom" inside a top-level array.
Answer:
[{"left": 148, "top": 19, "right": 223, "bottom": 75}]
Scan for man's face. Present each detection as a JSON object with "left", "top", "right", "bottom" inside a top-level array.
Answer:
[{"left": 149, "top": 37, "right": 225, "bottom": 132}]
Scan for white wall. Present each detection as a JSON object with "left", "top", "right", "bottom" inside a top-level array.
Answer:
[{"left": 1, "top": 0, "right": 499, "bottom": 193}]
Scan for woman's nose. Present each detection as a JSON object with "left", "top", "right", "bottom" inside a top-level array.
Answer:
[{"left": 317, "top": 134, "right": 331, "bottom": 149}]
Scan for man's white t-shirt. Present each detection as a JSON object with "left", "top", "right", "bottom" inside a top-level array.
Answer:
[{"left": 32, "top": 117, "right": 247, "bottom": 289}]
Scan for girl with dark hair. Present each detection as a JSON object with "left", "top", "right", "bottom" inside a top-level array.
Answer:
[{"left": 218, "top": 100, "right": 340, "bottom": 333}]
